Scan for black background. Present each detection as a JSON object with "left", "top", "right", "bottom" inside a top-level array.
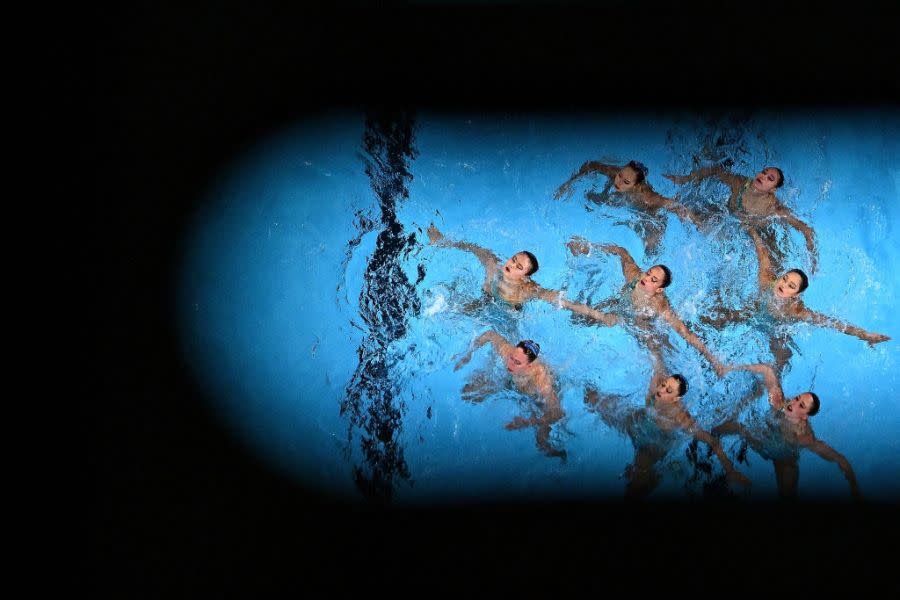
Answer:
[{"left": 93, "top": 2, "right": 899, "bottom": 595}]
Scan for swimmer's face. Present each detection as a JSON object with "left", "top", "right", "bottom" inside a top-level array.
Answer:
[
  {"left": 783, "top": 393, "right": 814, "bottom": 420},
  {"left": 654, "top": 376, "right": 681, "bottom": 403},
  {"left": 752, "top": 168, "right": 781, "bottom": 193},
  {"left": 614, "top": 166, "right": 640, "bottom": 192},
  {"left": 774, "top": 271, "right": 803, "bottom": 299},
  {"left": 503, "top": 252, "right": 533, "bottom": 281},
  {"left": 639, "top": 266, "right": 667, "bottom": 294},
  {"left": 505, "top": 347, "right": 533, "bottom": 374}
]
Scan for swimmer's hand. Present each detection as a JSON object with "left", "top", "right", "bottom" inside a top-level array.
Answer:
[
  {"left": 504, "top": 416, "right": 535, "bottom": 430},
  {"left": 453, "top": 351, "right": 473, "bottom": 371},
  {"left": 426, "top": 224, "right": 444, "bottom": 244},
  {"left": 663, "top": 173, "right": 690, "bottom": 185},
  {"left": 553, "top": 182, "right": 571, "bottom": 200},
  {"left": 864, "top": 332, "right": 890, "bottom": 346},
  {"left": 566, "top": 236, "right": 591, "bottom": 256},
  {"left": 542, "top": 446, "right": 568, "bottom": 462}
]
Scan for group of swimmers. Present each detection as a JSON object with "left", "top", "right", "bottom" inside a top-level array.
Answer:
[{"left": 427, "top": 158, "right": 890, "bottom": 500}]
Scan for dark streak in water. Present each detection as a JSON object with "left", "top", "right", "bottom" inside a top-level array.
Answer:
[{"left": 342, "top": 111, "right": 420, "bottom": 505}]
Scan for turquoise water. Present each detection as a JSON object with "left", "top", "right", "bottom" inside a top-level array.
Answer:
[{"left": 178, "top": 111, "right": 899, "bottom": 504}]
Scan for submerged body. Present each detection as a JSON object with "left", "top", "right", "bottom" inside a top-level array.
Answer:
[
  {"left": 714, "top": 363, "right": 860, "bottom": 500},
  {"left": 586, "top": 353, "right": 750, "bottom": 499},
  {"left": 454, "top": 330, "right": 567, "bottom": 460}
]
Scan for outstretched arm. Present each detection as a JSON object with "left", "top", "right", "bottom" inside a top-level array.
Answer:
[
  {"left": 659, "top": 196, "right": 706, "bottom": 230},
  {"left": 530, "top": 285, "right": 618, "bottom": 327},
  {"left": 454, "top": 330, "right": 512, "bottom": 370},
  {"left": 795, "top": 306, "right": 891, "bottom": 347},
  {"left": 748, "top": 227, "right": 777, "bottom": 287},
  {"left": 725, "top": 363, "right": 784, "bottom": 407},
  {"left": 776, "top": 206, "right": 819, "bottom": 274},
  {"left": 664, "top": 164, "right": 745, "bottom": 192},
  {"left": 567, "top": 237, "right": 641, "bottom": 281},
  {"left": 558, "top": 297, "right": 620, "bottom": 327},
  {"left": 427, "top": 224, "right": 501, "bottom": 273},
  {"left": 645, "top": 350, "right": 669, "bottom": 405},
  {"left": 805, "top": 439, "right": 861, "bottom": 500},
  {"left": 554, "top": 160, "right": 618, "bottom": 200},
  {"left": 659, "top": 303, "right": 725, "bottom": 376}
]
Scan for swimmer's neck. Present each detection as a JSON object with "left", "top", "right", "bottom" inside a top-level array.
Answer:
[{"left": 500, "top": 272, "right": 529, "bottom": 285}]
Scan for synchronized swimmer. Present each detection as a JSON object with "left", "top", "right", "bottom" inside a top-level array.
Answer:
[{"left": 425, "top": 155, "right": 888, "bottom": 500}]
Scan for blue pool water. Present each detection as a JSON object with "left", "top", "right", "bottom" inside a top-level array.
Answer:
[{"left": 177, "top": 111, "right": 899, "bottom": 505}]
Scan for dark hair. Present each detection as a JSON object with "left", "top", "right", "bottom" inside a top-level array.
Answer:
[
  {"left": 516, "top": 340, "right": 541, "bottom": 362},
  {"left": 765, "top": 166, "right": 785, "bottom": 188},
  {"left": 672, "top": 374, "right": 688, "bottom": 397},
  {"left": 519, "top": 251, "right": 539, "bottom": 276},
  {"left": 626, "top": 160, "right": 648, "bottom": 185},
  {"left": 807, "top": 392, "right": 820, "bottom": 417},
  {"left": 787, "top": 268, "right": 809, "bottom": 293},
  {"left": 653, "top": 264, "right": 672, "bottom": 288}
]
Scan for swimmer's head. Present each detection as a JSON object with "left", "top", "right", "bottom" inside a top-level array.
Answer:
[
  {"left": 783, "top": 392, "right": 819, "bottom": 420},
  {"left": 503, "top": 251, "right": 539, "bottom": 281},
  {"left": 614, "top": 161, "right": 648, "bottom": 192},
  {"left": 507, "top": 340, "right": 540, "bottom": 373},
  {"left": 640, "top": 264, "right": 671, "bottom": 294},
  {"left": 774, "top": 269, "right": 808, "bottom": 299},
  {"left": 655, "top": 374, "right": 687, "bottom": 402},
  {"left": 752, "top": 166, "right": 784, "bottom": 193}
]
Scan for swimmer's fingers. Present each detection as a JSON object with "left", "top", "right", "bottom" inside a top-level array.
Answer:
[{"left": 453, "top": 350, "right": 474, "bottom": 371}]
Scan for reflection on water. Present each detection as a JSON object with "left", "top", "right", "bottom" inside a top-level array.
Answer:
[{"left": 341, "top": 112, "right": 420, "bottom": 504}]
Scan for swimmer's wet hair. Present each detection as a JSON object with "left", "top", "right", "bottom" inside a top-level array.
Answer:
[
  {"left": 787, "top": 268, "right": 809, "bottom": 293},
  {"left": 517, "top": 340, "right": 541, "bottom": 362},
  {"left": 672, "top": 374, "right": 688, "bottom": 397},
  {"left": 627, "top": 160, "right": 648, "bottom": 185},
  {"left": 765, "top": 166, "right": 785, "bottom": 188},
  {"left": 654, "top": 264, "right": 673, "bottom": 288},
  {"left": 807, "top": 392, "right": 820, "bottom": 417},
  {"left": 520, "top": 251, "right": 539, "bottom": 276}
]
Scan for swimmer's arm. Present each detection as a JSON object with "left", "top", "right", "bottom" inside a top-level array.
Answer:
[
  {"left": 660, "top": 196, "right": 705, "bottom": 229},
  {"left": 796, "top": 307, "right": 891, "bottom": 346},
  {"left": 533, "top": 286, "right": 562, "bottom": 305},
  {"left": 558, "top": 298, "right": 619, "bottom": 327},
  {"left": 554, "top": 161, "right": 618, "bottom": 199},
  {"left": 454, "top": 330, "right": 510, "bottom": 370},
  {"left": 725, "top": 363, "right": 785, "bottom": 407},
  {"left": 664, "top": 165, "right": 744, "bottom": 191},
  {"left": 504, "top": 381, "right": 563, "bottom": 430},
  {"left": 648, "top": 352, "right": 667, "bottom": 397},
  {"left": 749, "top": 227, "right": 777, "bottom": 286},
  {"left": 777, "top": 207, "right": 818, "bottom": 274},
  {"left": 661, "top": 306, "right": 725, "bottom": 376},
  {"left": 596, "top": 243, "right": 641, "bottom": 280},
  {"left": 537, "top": 286, "right": 619, "bottom": 326},
  {"left": 805, "top": 440, "right": 861, "bottom": 500},
  {"left": 426, "top": 225, "right": 501, "bottom": 269}
]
